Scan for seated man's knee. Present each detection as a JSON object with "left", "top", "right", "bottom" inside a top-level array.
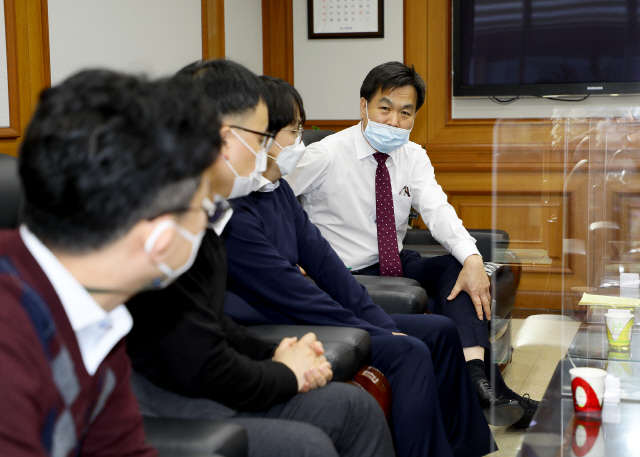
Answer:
[
  {"left": 441, "top": 254, "right": 463, "bottom": 276},
  {"left": 326, "top": 382, "right": 382, "bottom": 418},
  {"left": 431, "top": 314, "right": 460, "bottom": 339},
  {"left": 273, "top": 421, "right": 338, "bottom": 457}
]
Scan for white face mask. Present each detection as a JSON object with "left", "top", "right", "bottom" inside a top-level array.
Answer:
[
  {"left": 225, "top": 129, "right": 267, "bottom": 199},
  {"left": 144, "top": 219, "right": 205, "bottom": 289},
  {"left": 362, "top": 101, "right": 414, "bottom": 154},
  {"left": 267, "top": 136, "right": 306, "bottom": 176}
]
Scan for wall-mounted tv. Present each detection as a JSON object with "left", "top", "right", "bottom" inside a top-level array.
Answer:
[{"left": 453, "top": 0, "right": 640, "bottom": 97}]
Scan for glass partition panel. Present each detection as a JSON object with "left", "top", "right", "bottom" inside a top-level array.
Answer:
[{"left": 495, "top": 109, "right": 640, "bottom": 456}]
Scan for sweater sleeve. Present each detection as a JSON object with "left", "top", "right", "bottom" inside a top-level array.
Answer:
[
  {"left": 224, "top": 190, "right": 395, "bottom": 336},
  {"left": 126, "top": 233, "right": 299, "bottom": 412},
  {"left": 284, "top": 181, "right": 400, "bottom": 332}
]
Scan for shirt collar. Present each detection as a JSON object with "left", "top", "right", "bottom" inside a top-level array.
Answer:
[
  {"left": 209, "top": 207, "right": 233, "bottom": 235},
  {"left": 19, "top": 225, "right": 133, "bottom": 375},
  {"left": 257, "top": 175, "right": 281, "bottom": 193},
  {"left": 354, "top": 121, "right": 397, "bottom": 165}
]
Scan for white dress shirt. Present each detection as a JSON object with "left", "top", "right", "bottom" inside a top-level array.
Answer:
[
  {"left": 20, "top": 225, "right": 133, "bottom": 375},
  {"left": 285, "top": 123, "right": 480, "bottom": 271}
]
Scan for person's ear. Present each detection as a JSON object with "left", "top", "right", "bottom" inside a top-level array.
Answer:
[
  {"left": 208, "top": 153, "right": 235, "bottom": 199},
  {"left": 360, "top": 97, "right": 367, "bottom": 120},
  {"left": 219, "top": 125, "right": 233, "bottom": 161},
  {"left": 139, "top": 216, "right": 177, "bottom": 264}
]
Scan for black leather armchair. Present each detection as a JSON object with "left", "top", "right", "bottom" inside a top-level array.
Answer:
[
  {"left": 352, "top": 275, "right": 428, "bottom": 314},
  {"left": 0, "top": 153, "right": 22, "bottom": 229},
  {"left": 143, "top": 417, "right": 247, "bottom": 457},
  {"left": 402, "top": 228, "right": 521, "bottom": 369},
  {"left": 247, "top": 325, "right": 371, "bottom": 382},
  {"left": 302, "top": 128, "right": 336, "bottom": 145}
]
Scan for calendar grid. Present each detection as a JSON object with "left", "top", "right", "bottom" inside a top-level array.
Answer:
[{"left": 307, "top": 0, "right": 384, "bottom": 39}]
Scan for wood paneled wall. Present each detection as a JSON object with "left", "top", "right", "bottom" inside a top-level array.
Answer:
[
  {"left": 4, "top": 1, "right": 572, "bottom": 310},
  {"left": 202, "top": 0, "right": 225, "bottom": 59},
  {"left": 261, "top": 0, "right": 569, "bottom": 310},
  {"left": 0, "top": 0, "right": 50, "bottom": 157},
  {"left": 262, "top": 0, "right": 293, "bottom": 84}
]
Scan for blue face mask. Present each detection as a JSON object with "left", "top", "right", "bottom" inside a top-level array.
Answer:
[{"left": 362, "top": 102, "right": 414, "bottom": 154}]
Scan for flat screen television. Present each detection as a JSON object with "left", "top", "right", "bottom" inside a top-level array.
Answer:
[{"left": 453, "top": 0, "right": 640, "bottom": 97}]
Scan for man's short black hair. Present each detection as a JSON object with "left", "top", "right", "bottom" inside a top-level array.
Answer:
[
  {"left": 176, "top": 59, "right": 266, "bottom": 118},
  {"left": 19, "top": 69, "right": 221, "bottom": 253},
  {"left": 260, "top": 75, "right": 306, "bottom": 134},
  {"left": 360, "top": 61, "right": 426, "bottom": 111}
]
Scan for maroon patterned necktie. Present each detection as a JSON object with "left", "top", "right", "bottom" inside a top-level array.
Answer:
[{"left": 373, "top": 152, "right": 403, "bottom": 277}]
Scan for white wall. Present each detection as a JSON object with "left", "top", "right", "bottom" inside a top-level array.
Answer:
[
  {"left": 293, "top": 0, "right": 404, "bottom": 120},
  {"left": 224, "top": 0, "right": 263, "bottom": 75},
  {"left": 48, "top": 0, "right": 202, "bottom": 86}
]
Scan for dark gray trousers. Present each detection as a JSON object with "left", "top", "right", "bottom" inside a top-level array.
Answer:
[{"left": 131, "top": 373, "right": 394, "bottom": 457}]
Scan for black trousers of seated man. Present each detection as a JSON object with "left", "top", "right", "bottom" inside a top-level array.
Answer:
[
  {"left": 131, "top": 372, "right": 395, "bottom": 457},
  {"left": 371, "top": 314, "right": 496, "bottom": 457},
  {"left": 354, "top": 250, "right": 513, "bottom": 401}
]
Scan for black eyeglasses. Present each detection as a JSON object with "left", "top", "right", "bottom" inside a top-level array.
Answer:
[{"left": 229, "top": 125, "right": 275, "bottom": 150}]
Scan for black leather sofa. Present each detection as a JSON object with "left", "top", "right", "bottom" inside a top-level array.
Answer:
[{"left": 143, "top": 418, "right": 247, "bottom": 457}]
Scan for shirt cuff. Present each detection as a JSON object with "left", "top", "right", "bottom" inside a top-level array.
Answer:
[{"left": 450, "top": 241, "right": 482, "bottom": 266}]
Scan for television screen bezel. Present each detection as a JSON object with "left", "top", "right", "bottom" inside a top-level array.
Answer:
[{"left": 451, "top": 0, "right": 640, "bottom": 98}]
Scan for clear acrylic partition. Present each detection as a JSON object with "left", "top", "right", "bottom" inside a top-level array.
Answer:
[{"left": 495, "top": 109, "right": 640, "bottom": 456}]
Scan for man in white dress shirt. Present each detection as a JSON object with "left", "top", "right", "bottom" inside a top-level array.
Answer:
[{"left": 286, "top": 61, "right": 538, "bottom": 428}]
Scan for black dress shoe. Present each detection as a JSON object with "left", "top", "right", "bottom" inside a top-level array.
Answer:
[
  {"left": 474, "top": 379, "right": 524, "bottom": 426},
  {"left": 510, "top": 393, "right": 539, "bottom": 429}
]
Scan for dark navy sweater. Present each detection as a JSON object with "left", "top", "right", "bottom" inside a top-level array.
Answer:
[{"left": 224, "top": 179, "right": 400, "bottom": 336}]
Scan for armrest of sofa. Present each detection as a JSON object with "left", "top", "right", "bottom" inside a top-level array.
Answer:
[
  {"left": 144, "top": 417, "right": 248, "bottom": 457},
  {"left": 352, "top": 275, "right": 428, "bottom": 314},
  {"left": 402, "top": 228, "right": 511, "bottom": 261},
  {"left": 247, "top": 325, "right": 371, "bottom": 382}
]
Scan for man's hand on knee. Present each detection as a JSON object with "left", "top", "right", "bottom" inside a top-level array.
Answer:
[
  {"left": 447, "top": 254, "right": 491, "bottom": 321},
  {"left": 272, "top": 333, "right": 333, "bottom": 392}
]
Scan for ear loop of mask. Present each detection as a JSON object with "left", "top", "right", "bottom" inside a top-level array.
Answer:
[
  {"left": 223, "top": 129, "right": 262, "bottom": 177},
  {"left": 267, "top": 141, "right": 284, "bottom": 161},
  {"left": 231, "top": 129, "right": 268, "bottom": 174}
]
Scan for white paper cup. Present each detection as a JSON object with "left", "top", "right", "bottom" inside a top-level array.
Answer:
[
  {"left": 605, "top": 312, "right": 634, "bottom": 350},
  {"left": 569, "top": 367, "right": 607, "bottom": 420},
  {"left": 607, "top": 308, "right": 635, "bottom": 326}
]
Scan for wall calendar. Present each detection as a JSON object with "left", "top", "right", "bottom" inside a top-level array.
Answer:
[{"left": 308, "top": 0, "right": 384, "bottom": 39}]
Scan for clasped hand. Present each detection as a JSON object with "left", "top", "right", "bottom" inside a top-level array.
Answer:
[
  {"left": 447, "top": 254, "right": 491, "bottom": 321},
  {"left": 272, "top": 332, "right": 333, "bottom": 392}
]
